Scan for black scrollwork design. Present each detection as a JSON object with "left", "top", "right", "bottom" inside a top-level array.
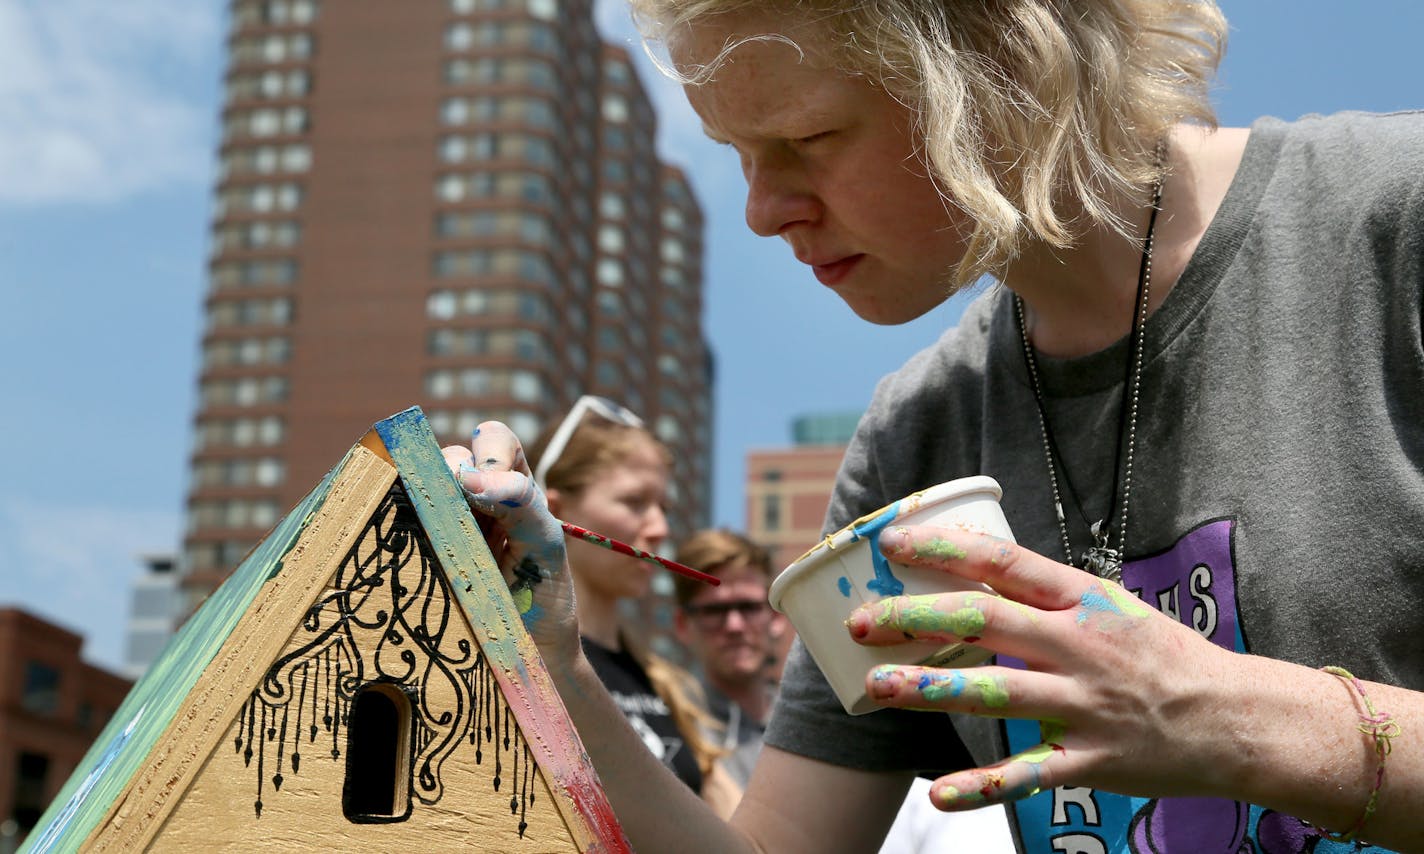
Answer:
[{"left": 234, "top": 484, "right": 540, "bottom": 837}]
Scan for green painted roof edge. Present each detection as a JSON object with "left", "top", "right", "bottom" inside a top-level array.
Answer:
[{"left": 21, "top": 449, "right": 355, "bottom": 854}]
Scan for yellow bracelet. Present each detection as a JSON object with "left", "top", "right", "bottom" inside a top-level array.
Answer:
[{"left": 1318, "top": 665, "right": 1400, "bottom": 844}]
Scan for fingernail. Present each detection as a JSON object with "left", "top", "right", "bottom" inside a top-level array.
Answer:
[
  {"left": 934, "top": 784, "right": 961, "bottom": 808},
  {"left": 879, "top": 526, "right": 911, "bottom": 556},
  {"left": 844, "top": 611, "right": 870, "bottom": 639},
  {"left": 870, "top": 665, "right": 902, "bottom": 698}
]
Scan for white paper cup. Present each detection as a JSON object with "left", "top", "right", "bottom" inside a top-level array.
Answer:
[{"left": 768, "top": 476, "right": 1013, "bottom": 715}]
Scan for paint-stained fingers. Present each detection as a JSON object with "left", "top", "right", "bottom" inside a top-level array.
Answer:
[
  {"left": 845, "top": 591, "right": 1043, "bottom": 660},
  {"left": 469, "top": 420, "right": 532, "bottom": 476},
  {"left": 865, "top": 663, "right": 1083, "bottom": 720},
  {"left": 443, "top": 444, "right": 515, "bottom": 571},
  {"left": 441, "top": 445, "right": 474, "bottom": 472},
  {"left": 455, "top": 469, "right": 563, "bottom": 554},
  {"left": 929, "top": 734, "right": 1074, "bottom": 810},
  {"left": 444, "top": 440, "right": 564, "bottom": 588},
  {"left": 878, "top": 526, "right": 1084, "bottom": 610}
]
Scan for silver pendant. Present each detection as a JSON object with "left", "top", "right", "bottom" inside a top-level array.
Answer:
[{"left": 1082, "top": 521, "right": 1123, "bottom": 583}]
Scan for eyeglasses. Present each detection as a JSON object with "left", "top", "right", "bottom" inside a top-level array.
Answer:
[
  {"left": 682, "top": 599, "right": 772, "bottom": 629},
  {"left": 533, "top": 394, "right": 645, "bottom": 488}
]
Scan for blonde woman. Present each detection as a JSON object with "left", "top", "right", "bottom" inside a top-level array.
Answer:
[
  {"left": 472, "top": 395, "right": 727, "bottom": 801},
  {"left": 450, "top": 1, "right": 1424, "bottom": 850}
]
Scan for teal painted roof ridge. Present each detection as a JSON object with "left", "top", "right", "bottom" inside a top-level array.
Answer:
[
  {"left": 21, "top": 447, "right": 356, "bottom": 854},
  {"left": 374, "top": 407, "right": 631, "bottom": 851}
]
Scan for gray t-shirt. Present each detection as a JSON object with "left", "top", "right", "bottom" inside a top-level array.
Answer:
[{"left": 764, "top": 111, "right": 1424, "bottom": 853}]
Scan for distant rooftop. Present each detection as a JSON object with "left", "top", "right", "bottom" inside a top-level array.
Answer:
[{"left": 791, "top": 411, "right": 863, "bottom": 447}]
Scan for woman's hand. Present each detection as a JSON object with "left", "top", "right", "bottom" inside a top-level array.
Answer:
[
  {"left": 442, "top": 421, "right": 580, "bottom": 664},
  {"left": 846, "top": 525, "right": 1245, "bottom": 810}
]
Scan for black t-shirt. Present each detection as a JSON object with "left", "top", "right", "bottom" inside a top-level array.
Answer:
[{"left": 580, "top": 636, "right": 703, "bottom": 793}]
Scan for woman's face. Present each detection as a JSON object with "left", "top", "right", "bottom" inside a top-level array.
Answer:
[
  {"left": 675, "top": 13, "right": 971, "bottom": 325},
  {"left": 553, "top": 438, "right": 670, "bottom": 602}
]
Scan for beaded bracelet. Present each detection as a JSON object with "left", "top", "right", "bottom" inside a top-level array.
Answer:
[{"left": 1318, "top": 665, "right": 1400, "bottom": 845}]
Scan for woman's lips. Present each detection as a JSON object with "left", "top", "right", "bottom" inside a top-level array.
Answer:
[{"left": 812, "top": 254, "right": 864, "bottom": 286}]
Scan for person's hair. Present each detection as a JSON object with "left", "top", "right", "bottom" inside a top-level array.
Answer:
[
  {"left": 630, "top": 0, "right": 1227, "bottom": 286},
  {"left": 671, "top": 528, "right": 774, "bottom": 606},
  {"left": 526, "top": 411, "right": 671, "bottom": 498}
]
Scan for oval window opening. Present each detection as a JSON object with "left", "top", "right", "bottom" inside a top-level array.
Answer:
[{"left": 342, "top": 685, "right": 411, "bottom": 823}]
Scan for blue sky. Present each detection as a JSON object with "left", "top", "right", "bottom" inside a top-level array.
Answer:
[{"left": 2, "top": 1, "right": 1421, "bottom": 671}]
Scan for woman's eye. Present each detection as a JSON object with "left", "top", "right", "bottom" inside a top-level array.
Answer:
[{"left": 792, "top": 130, "right": 834, "bottom": 146}]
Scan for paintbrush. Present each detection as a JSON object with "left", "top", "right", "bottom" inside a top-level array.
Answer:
[{"left": 560, "top": 521, "right": 720, "bottom": 586}]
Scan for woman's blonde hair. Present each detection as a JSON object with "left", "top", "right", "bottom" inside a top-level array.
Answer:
[
  {"left": 527, "top": 413, "right": 671, "bottom": 498},
  {"left": 631, "top": 0, "right": 1227, "bottom": 286}
]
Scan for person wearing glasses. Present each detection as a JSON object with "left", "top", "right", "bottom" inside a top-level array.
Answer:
[
  {"left": 448, "top": 0, "right": 1424, "bottom": 850},
  {"left": 518, "top": 396, "right": 728, "bottom": 806},
  {"left": 671, "top": 529, "right": 784, "bottom": 802}
]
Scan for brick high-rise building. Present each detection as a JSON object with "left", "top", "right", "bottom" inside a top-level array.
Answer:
[{"left": 182, "top": 0, "right": 712, "bottom": 605}]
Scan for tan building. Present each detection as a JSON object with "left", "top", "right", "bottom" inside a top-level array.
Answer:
[
  {"left": 0, "top": 608, "right": 130, "bottom": 844},
  {"left": 745, "top": 412, "right": 863, "bottom": 573},
  {"left": 183, "top": 0, "right": 712, "bottom": 606}
]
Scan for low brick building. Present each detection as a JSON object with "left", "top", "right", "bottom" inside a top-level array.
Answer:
[{"left": 0, "top": 608, "right": 131, "bottom": 844}]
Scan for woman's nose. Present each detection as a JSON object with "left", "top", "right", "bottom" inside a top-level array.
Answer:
[
  {"left": 642, "top": 503, "right": 669, "bottom": 547},
  {"left": 743, "top": 159, "right": 819, "bottom": 238}
]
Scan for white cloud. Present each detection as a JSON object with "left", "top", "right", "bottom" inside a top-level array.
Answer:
[
  {"left": 0, "top": 0, "right": 222, "bottom": 206},
  {"left": 0, "top": 496, "right": 180, "bottom": 670}
]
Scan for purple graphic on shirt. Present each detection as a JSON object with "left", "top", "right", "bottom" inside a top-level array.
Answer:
[
  {"left": 1118, "top": 520, "right": 1250, "bottom": 854},
  {"left": 1005, "top": 519, "right": 1392, "bottom": 853},
  {"left": 1127, "top": 796, "right": 1250, "bottom": 853},
  {"left": 1117, "top": 519, "right": 1240, "bottom": 652}
]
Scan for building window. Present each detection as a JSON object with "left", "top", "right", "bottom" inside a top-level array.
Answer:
[
  {"left": 601, "top": 94, "right": 628, "bottom": 123},
  {"left": 192, "top": 457, "right": 286, "bottom": 488},
  {"left": 231, "top": 32, "right": 312, "bottom": 64},
  {"left": 343, "top": 685, "right": 412, "bottom": 822},
  {"left": 13, "top": 752, "right": 51, "bottom": 833},
  {"left": 656, "top": 414, "right": 680, "bottom": 442},
  {"left": 212, "top": 258, "right": 298, "bottom": 289},
  {"left": 762, "top": 494, "right": 782, "bottom": 532},
  {"left": 214, "top": 220, "right": 301, "bottom": 251},
  {"left": 207, "top": 297, "right": 293, "bottom": 328},
  {"left": 597, "top": 224, "right": 624, "bottom": 253},
  {"left": 596, "top": 258, "right": 623, "bottom": 286},
  {"left": 216, "top": 182, "right": 303, "bottom": 215},
  {"left": 186, "top": 499, "right": 281, "bottom": 532},
  {"left": 195, "top": 415, "right": 285, "bottom": 449},
  {"left": 21, "top": 662, "right": 60, "bottom": 714},
  {"left": 199, "top": 376, "right": 289, "bottom": 408},
  {"left": 661, "top": 237, "right": 685, "bottom": 264},
  {"left": 203, "top": 336, "right": 292, "bottom": 369}
]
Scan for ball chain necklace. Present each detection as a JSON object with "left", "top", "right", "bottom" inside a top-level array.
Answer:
[{"left": 1014, "top": 159, "right": 1164, "bottom": 583}]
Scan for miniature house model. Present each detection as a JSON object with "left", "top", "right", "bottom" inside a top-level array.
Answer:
[{"left": 24, "top": 409, "right": 628, "bottom": 853}]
